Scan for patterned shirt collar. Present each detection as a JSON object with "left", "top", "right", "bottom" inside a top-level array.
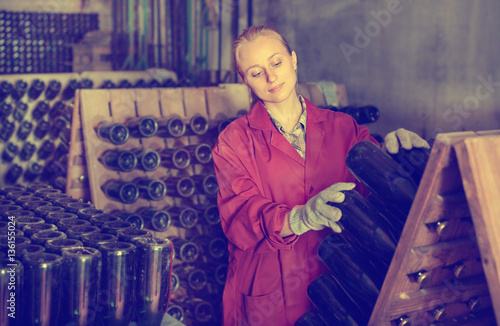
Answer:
[{"left": 264, "top": 95, "right": 307, "bottom": 133}]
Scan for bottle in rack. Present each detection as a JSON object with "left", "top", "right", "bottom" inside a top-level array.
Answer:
[
  {"left": 173, "top": 264, "right": 207, "bottom": 291},
  {"left": 34, "top": 120, "right": 51, "bottom": 139},
  {"left": 49, "top": 117, "right": 68, "bottom": 140},
  {"left": 133, "top": 149, "right": 161, "bottom": 171},
  {"left": 17, "top": 120, "right": 33, "bottom": 140},
  {"left": 11, "top": 80, "right": 28, "bottom": 101},
  {"left": 111, "top": 210, "right": 145, "bottom": 230},
  {"left": 0, "top": 102, "right": 12, "bottom": 121},
  {"left": 134, "top": 177, "right": 167, "bottom": 201},
  {"left": 0, "top": 120, "right": 15, "bottom": 142},
  {"left": 164, "top": 176, "right": 196, "bottom": 198},
  {"left": 4, "top": 164, "right": 23, "bottom": 185},
  {"left": 0, "top": 80, "right": 13, "bottom": 102},
  {"left": 19, "top": 142, "right": 36, "bottom": 161},
  {"left": 1, "top": 142, "right": 19, "bottom": 163},
  {"left": 185, "top": 114, "right": 209, "bottom": 136},
  {"left": 96, "top": 121, "right": 130, "bottom": 145},
  {"left": 28, "top": 78, "right": 45, "bottom": 101},
  {"left": 126, "top": 116, "right": 158, "bottom": 138},
  {"left": 168, "top": 205, "right": 199, "bottom": 229},
  {"left": 193, "top": 204, "right": 221, "bottom": 225},
  {"left": 44, "top": 80, "right": 62, "bottom": 101},
  {"left": 101, "top": 180, "right": 139, "bottom": 204},
  {"left": 37, "top": 139, "right": 55, "bottom": 160},
  {"left": 156, "top": 115, "right": 186, "bottom": 138},
  {"left": 13, "top": 102, "right": 28, "bottom": 121},
  {"left": 159, "top": 148, "right": 191, "bottom": 169},
  {"left": 192, "top": 174, "right": 219, "bottom": 198},
  {"left": 61, "top": 79, "right": 80, "bottom": 101},
  {"left": 99, "top": 149, "right": 137, "bottom": 172},
  {"left": 185, "top": 143, "right": 213, "bottom": 165},
  {"left": 32, "top": 101, "right": 50, "bottom": 121},
  {"left": 346, "top": 140, "right": 418, "bottom": 214},
  {"left": 356, "top": 105, "right": 380, "bottom": 124},
  {"left": 191, "top": 234, "right": 228, "bottom": 260},
  {"left": 24, "top": 163, "right": 44, "bottom": 182},
  {"left": 136, "top": 207, "right": 171, "bottom": 232}
]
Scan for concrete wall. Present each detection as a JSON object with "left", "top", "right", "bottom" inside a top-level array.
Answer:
[{"left": 252, "top": 0, "right": 500, "bottom": 138}]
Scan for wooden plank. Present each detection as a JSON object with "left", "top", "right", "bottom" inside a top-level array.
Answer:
[{"left": 455, "top": 135, "right": 500, "bottom": 325}]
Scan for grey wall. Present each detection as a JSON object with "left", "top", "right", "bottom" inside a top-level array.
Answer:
[{"left": 253, "top": 0, "right": 500, "bottom": 138}]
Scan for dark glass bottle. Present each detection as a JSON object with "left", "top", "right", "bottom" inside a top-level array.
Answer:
[
  {"left": 4, "top": 164, "right": 23, "bottom": 185},
  {"left": 307, "top": 273, "right": 371, "bottom": 326},
  {"left": 61, "top": 79, "right": 80, "bottom": 101},
  {"left": 31, "top": 101, "right": 50, "bottom": 121},
  {"left": 23, "top": 253, "right": 64, "bottom": 326},
  {"left": 116, "top": 228, "right": 152, "bottom": 242},
  {"left": 126, "top": 116, "right": 158, "bottom": 138},
  {"left": 28, "top": 78, "right": 45, "bottom": 100},
  {"left": 134, "top": 177, "right": 167, "bottom": 201},
  {"left": 34, "top": 205, "right": 65, "bottom": 219},
  {"left": 49, "top": 116, "right": 68, "bottom": 139},
  {"left": 134, "top": 237, "right": 173, "bottom": 326},
  {"left": 318, "top": 233, "right": 388, "bottom": 292},
  {"left": 16, "top": 120, "right": 33, "bottom": 140},
  {"left": 294, "top": 311, "right": 330, "bottom": 326},
  {"left": 48, "top": 100, "right": 67, "bottom": 119},
  {"left": 66, "top": 225, "right": 100, "bottom": 240},
  {"left": 192, "top": 235, "right": 228, "bottom": 260},
  {"left": 117, "top": 79, "right": 132, "bottom": 88},
  {"left": 0, "top": 102, "right": 13, "bottom": 121},
  {"left": 356, "top": 105, "right": 380, "bottom": 125},
  {"left": 168, "top": 206, "right": 199, "bottom": 229},
  {"left": 97, "top": 242, "right": 136, "bottom": 326},
  {"left": 134, "top": 79, "right": 147, "bottom": 88},
  {"left": 327, "top": 189, "right": 398, "bottom": 261},
  {"left": 34, "top": 120, "right": 51, "bottom": 139},
  {"left": 171, "top": 237, "right": 200, "bottom": 263},
  {"left": 180, "top": 298, "right": 215, "bottom": 324},
  {"left": 31, "top": 230, "right": 67, "bottom": 246},
  {"left": 148, "top": 79, "right": 161, "bottom": 88},
  {"left": 185, "top": 143, "right": 213, "bottom": 164},
  {"left": 1, "top": 142, "right": 18, "bottom": 163},
  {"left": 346, "top": 140, "right": 418, "bottom": 213},
  {"left": 102, "top": 180, "right": 139, "bottom": 204},
  {"left": 137, "top": 207, "right": 171, "bottom": 232},
  {"left": 96, "top": 121, "right": 130, "bottom": 145},
  {"left": 57, "top": 219, "right": 91, "bottom": 233},
  {"left": 185, "top": 114, "right": 209, "bottom": 136},
  {"left": 0, "top": 259, "right": 23, "bottom": 324},
  {"left": 44, "top": 79, "right": 61, "bottom": 100},
  {"left": 99, "top": 80, "right": 115, "bottom": 89},
  {"left": 13, "top": 101, "right": 28, "bottom": 121},
  {"left": 60, "top": 247, "right": 101, "bottom": 326},
  {"left": 45, "top": 212, "right": 78, "bottom": 225},
  {"left": 173, "top": 264, "right": 207, "bottom": 291},
  {"left": 81, "top": 233, "right": 116, "bottom": 249},
  {"left": 99, "top": 149, "right": 137, "bottom": 172},
  {"left": 164, "top": 176, "right": 196, "bottom": 198},
  {"left": 157, "top": 115, "right": 186, "bottom": 138},
  {"left": 11, "top": 80, "right": 28, "bottom": 101},
  {"left": 160, "top": 148, "right": 191, "bottom": 169},
  {"left": 23, "top": 163, "right": 44, "bottom": 182},
  {"left": 194, "top": 204, "right": 220, "bottom": 225},
  {"left": 37, "top": 139, "right": 55, "bottom": 159},
  {"left": 80, "top": 78, "right": 94, "bottom": 89},
  {"left": 166, "top": 303, "right": 184, "bottom": 322},
  {"left": 198, "top": 262, "right": 228, "bottom": 287},
  {"left": 90, "top": 215, "right": 122, "bottom": 228},
  {"left": 389, "top": 144, "right": 431, "bottom": 186},
  {"left": 101, "top": 221, "right": 136, "bottom": 235},
  {"left": 134, "top": 149, "right": 161, "bottom": 171},
  {"left": 0, "top": 80, "right": 13, "bottom": 102},
  {"left": 19, "top": 142, "right": 36, "bottom": 161},
  {"left": 23, "top": 223, "right": 58, "bottom": 238},
  {"left": 192, "top": 174, "right": 219, "bottom": 198},
  {"left": 0, "top": 120, "right": 15, "bottom": 142}
]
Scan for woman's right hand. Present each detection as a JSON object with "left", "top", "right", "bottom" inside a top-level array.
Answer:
[{"left": 288, "top": 182, "right": 356, "bottom": 235}]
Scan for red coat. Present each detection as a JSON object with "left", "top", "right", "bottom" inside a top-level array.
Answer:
[{"left": 212, "top": 98, "right": 377, "bottom": 326}]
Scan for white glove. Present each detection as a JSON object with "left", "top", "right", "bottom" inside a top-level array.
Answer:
[
  {"left": 383, "top": 128, "right": 430, "bottom": 154},
  {"left": 288, "top": 182, "right": 356, "bottom": 235}
]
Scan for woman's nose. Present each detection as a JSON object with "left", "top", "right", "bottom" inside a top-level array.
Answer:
[{"left": 266, "top": 69, "right": 277, "bottom": 83}]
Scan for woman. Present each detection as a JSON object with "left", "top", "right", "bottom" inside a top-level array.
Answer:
[{"left": 212, "top": 25, "right": 429, "bottom": 326}]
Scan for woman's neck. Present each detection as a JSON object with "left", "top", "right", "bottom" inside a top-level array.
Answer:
[{"left": 263, "top": 93, "right": 302, "bottom": 132}]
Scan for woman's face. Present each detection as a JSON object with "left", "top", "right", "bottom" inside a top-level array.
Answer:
[{"left": 237, "top": 35, "right": 298, "bottom": 105}]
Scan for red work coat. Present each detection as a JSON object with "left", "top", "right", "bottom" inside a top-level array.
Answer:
[{"left": 212, "top": 98, "right": 377, "bottom": 326}]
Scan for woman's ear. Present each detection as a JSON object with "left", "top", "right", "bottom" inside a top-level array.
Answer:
[{"left": 292, "top": 51, "right": 298, "bottom": 70}]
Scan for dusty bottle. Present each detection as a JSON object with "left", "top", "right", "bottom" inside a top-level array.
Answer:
[
  {"left": 44, "top": 80, "right": 62, "bottom": 100},
  {"left": 185, "top": 143, "right": 213, "bottom": 164},
  {"left": 134, "top": 177, "right": 167, "bottom": 201},
  {"left": 192, "top": 174, "right": 219, "bottom": 198},
  {"left": 102, "top": 180, "right": 139, "bottom": 204},
  {"left": 96, "top": 121, "right": 130, "bottom": 145},
  {"left": 164, "top": 176, "right": 196, "bottom": 198},
  {"left": 185, "top": 114, "right": 209, "bottom": 136},
  {"left": 171, "top": 237, "right": 200, "bottom": 263},
  {"left": 156, "top": 115, "right": 186, "bottom": 138},
  {"left": 137, "top": 207, "right": 171, "bottom": 232},
  {"left": 346, "top": 140, "right": 418, "bottom": 213},
  {"left": 133, "top": 149, "right": 161, "bottom": 171},
  {"left": 99, "top": 149, "right": 137, "bottom": 172},
  {"left": 389, "top": 144, "right": 432, "bottom": 186},
  {"left": 159, "top": 148, "right": 191, "bottom": 169},
  {"left": 168, "top": 206, "right": 199, "bottom": 229},
  {"left": 126, "top": 116, "right": 158, "bottom": 138}
]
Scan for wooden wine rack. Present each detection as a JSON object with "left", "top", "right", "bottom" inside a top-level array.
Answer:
[{"left": 369, "top": 130, "right": 500, "bottom": 326}]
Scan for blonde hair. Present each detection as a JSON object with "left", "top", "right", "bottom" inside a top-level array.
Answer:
[{"left": 233, "top": 25, "right": 292, "bottom": 79}]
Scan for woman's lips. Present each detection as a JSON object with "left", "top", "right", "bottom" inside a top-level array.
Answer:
[{"left": 269, "top": 83, "right": 284, "bottom": 93}]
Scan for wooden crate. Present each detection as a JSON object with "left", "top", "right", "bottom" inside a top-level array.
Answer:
[{"left": 369, "top": 130, "right": 500, "bottom": 326}]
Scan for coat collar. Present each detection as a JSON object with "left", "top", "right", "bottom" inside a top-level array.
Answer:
[
  {"left": 246, "top": 97, "right": 327, "bottom": 167},
  {"left": 247, "top": 97, "right": 328, "bottom": 131}
]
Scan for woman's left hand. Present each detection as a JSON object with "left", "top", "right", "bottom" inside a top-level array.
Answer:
[{"left": 383, "top": 128, "right": 430, "bottom": 154}]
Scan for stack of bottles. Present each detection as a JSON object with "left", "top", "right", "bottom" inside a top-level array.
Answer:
[
  {"left": 95, "top": 112, "right": 237, "bottom": 325},
  {"left": 322, "top": 105, "right": 380, "bottom": 125},
  {"left": 0, "top": 11, "right": 99, "bottom": 74},
  {"left": 296, "top": 140, "right": 432, "bottom": 326},
  {"left": 0, "top": 182, "right": 176, "bottom": 326}
]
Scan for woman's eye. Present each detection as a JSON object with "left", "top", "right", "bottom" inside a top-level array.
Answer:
[
  {"left": 273, "top": 62, "right": 282, "bottom": 67},
  {"left": 252, "top": 71, "right": 262, "bottom": 78}
]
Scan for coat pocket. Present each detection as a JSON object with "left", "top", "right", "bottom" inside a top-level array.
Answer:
[{"left": 241, "top": 290, "right": 285, "bottom": 326}]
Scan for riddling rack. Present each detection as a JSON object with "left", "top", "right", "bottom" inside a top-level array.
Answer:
[{"left": 369, "top": 130, "right": 500, "bottom": 326}]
